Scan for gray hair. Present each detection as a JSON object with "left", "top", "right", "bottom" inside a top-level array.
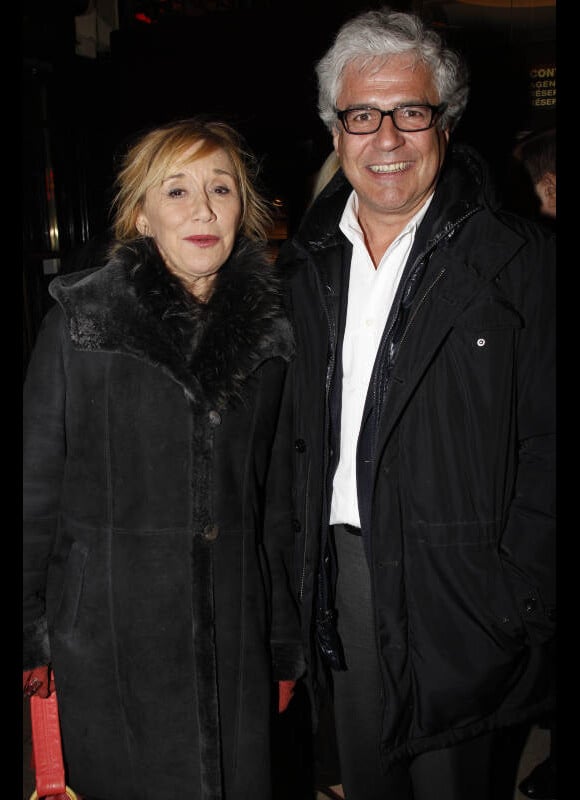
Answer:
[{"left": 316, "top": 6, "right": 469, "bottom": 134}]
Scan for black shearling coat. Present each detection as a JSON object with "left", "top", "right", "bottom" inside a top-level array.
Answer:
[
  {"left": 278, "top": 144, "right": 556, "bottom": 769},
  {"left": 23, "top": 237, "right": 304, "bottom": 800}
]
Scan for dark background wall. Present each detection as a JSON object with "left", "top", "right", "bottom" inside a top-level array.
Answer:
[{"left": 22, "top": 0, "right": 556, "bottom": 370}]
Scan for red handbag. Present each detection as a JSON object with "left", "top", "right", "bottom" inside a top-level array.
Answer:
[{"left": 28, "top": 691, "right": 79, "bottom": 800}]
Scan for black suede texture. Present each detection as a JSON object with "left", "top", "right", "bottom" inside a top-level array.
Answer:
[{"left": 23, "top": 237, "right": 303, "bottom": 800}]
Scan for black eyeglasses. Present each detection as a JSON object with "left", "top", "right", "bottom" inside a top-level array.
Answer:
[{"left": 336, "top": 104, "right": 447, "bottom": 135}]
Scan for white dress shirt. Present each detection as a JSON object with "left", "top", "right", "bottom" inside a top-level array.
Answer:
[{"left": 329, "top": 190, "right": 433, "bottom": 528}]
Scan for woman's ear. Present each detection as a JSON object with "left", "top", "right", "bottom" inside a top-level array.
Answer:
[{"left": 136, "top": 214, "right": 150, "bottom": 236}]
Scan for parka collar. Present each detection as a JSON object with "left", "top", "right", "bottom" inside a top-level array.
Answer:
[
  {"left": 50, "top": 237, "right": 294, "bottom": 410},
  {"left": 293, "top": 143, "right": 500, "bottom": 254},
  {"left": 287, "top": 143, "right": 525, "bottom": 292}
]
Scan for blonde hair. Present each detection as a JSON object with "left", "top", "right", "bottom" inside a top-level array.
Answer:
[
  {"left": 309, "top": 151, "right": 341, "bottom": 206},
  {"left": 111, "top": 117, "right": 272, "bottom": 245}
]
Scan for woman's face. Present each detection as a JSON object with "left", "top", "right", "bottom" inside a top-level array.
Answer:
[{"left": 136, "top": 143, "right": 242, "bottom": 293}]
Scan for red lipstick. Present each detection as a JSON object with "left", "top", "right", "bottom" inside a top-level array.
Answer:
[{"left": 185, "top": 236, "right": 219, "bottom": 247}]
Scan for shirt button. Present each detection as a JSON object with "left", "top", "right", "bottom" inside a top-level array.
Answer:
[{"left": 476, "top": 338, "right": 486, "bottom": 347}]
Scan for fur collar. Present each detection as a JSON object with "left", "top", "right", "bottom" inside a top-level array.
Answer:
[{"left": 50, "top": 237, "right": 294, "bottom": 410}]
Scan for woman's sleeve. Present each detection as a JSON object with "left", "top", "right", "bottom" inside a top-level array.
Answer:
[
  {"left": 263, "top": 360, "right": 306, "bottom": 682},
  {"left": 23, "top": 306, "right": 67, "bottom": 669}
]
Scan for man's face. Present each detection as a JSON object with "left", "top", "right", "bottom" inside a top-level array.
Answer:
[{"left": 333, "top": 53, "right": 449, "bottom": 228}]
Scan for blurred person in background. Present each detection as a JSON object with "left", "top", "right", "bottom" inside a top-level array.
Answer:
[
  {"left": 513, "top": 127, "right": 556, "bottom": 223},
  {"left": 511, "top": 125, "right": 557, "bottom": 800}
]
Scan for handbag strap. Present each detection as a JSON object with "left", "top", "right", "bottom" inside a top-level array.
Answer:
[{"left": 29, "top": 691, "right": 67, "bottom": 798}]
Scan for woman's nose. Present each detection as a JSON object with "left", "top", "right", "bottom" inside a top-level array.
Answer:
[{"left": 190, "top": 194, "right": 216, "bottom": 222}]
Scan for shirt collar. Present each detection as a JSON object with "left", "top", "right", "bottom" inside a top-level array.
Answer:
[{"left": 339, "top": 190, "right": 434, "bottom": 249}]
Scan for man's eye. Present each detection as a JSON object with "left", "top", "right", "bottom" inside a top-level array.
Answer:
[
  {"left": 401, "top": 107, "right": 426, "bottom": 119},
  {"left": 352, "top": 111, "right": 372, "bottom": 123}
]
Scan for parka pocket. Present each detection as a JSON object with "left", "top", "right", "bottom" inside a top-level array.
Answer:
[
  {"left": 430, "top": 295, "right": 524, "bottom": 504},
  {"left": 498, "top": 555, "right": 555, "bottom": 645},
  {"left": 406, "top": 526, "right": 528, "bottom": 659},
  {"left": 51, "top": 541, "right": 89, "bottom": 636},
  {"left": 451, "top": 297, "right": 523, "bottom": 365}
]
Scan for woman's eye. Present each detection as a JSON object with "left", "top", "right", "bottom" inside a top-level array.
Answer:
[
  {"left": 167, "top": 187, "right": 186, "bottom": 198},
  {"left": 213, "top": 185, "right": 232, "bottom": 195}
]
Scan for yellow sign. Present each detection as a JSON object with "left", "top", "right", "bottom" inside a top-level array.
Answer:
[{"left": 529, "top": 64, "right": 556, "bottom": 109}]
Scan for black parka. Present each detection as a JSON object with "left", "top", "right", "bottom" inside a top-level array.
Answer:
[
  {"left": 278, "top": 144, "right": 556, "bottom": 768},
  {"left": 23, "top": 238, "right": 304, "bottom": 800}
]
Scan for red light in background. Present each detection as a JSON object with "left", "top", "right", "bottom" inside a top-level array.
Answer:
[{"left": 45, "top": 168, "right": 55, "bottom": 202}]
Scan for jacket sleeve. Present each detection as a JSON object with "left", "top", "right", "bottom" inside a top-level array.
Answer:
[
  {"left": 499, "top": 230, "right": 556, "bottom": 645},
  {"left": 263, "top": 360, "right": 305, "bottom": 682},
  {"left": 23, "top": 306, "right": 67, "bottom": 669}
]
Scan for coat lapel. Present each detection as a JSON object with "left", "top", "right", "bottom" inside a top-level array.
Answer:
[
  {"left": 50, "top": 238, "right": 294, "bottom": 411},
  {"left": 374, "top": 213, "right": 527, "bottom": 451}
]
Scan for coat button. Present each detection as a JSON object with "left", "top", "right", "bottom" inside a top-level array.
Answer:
[
  {"left": 292, "top": 518, "right": 301, "bottom": 532},
  {"left": 476, "top": 338, "right": 486, "bottom": 347},
  {"left": 294, "top": 438, "right": 306, "bottom": 452},
  {"left": 202, "top": 524, "right": 219, "bottom": 541},
  {"left": 523, "top": 595, "right": 537, "bottom": 614},
  {"left": 208, "top": 410, "right": 221, "bottom": 426}
]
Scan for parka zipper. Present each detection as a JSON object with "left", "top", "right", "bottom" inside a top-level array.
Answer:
[
  {"left": 371, "top": 204, "right": 480, "bottom": 438},
  {"left": 298, "top": 461, "right": 310, "bottom": 603},
  {"left": 396, "top": 267, "right": 447, "bottom": 353}
]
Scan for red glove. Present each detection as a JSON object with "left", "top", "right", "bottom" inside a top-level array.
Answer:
[
  {"left": 278, "top": 680, "right": 295, "bottom": 713},
  {"left": 23, "top": 665, "right": 54, "bottom": 698}
]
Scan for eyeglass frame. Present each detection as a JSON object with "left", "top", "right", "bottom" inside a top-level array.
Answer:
[{"left": 335, "top": 103, "right": 447, "bottom": 135}]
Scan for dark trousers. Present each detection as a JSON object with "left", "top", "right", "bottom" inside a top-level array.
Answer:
[{"left": 331, "top": 524, "right": 527, "bottom": 800}]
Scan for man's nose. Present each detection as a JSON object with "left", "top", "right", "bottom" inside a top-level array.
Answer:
[{"left": 374, "top": 113, "right": 405, "bottom": 146}]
